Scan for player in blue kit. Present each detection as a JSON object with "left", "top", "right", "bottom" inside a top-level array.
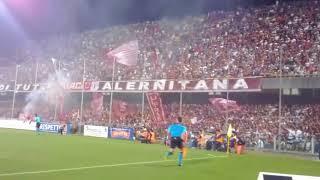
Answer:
[{"left": 165, "top": 117, "right": 187, "bottom": 166}]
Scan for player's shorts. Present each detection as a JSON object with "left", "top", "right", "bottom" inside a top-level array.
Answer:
[
  {"left": 170, "top": 137, "right": 184, "bottom": 149},
  {"left": 36, "top": 122, "right": 41, "bottom": 129}
]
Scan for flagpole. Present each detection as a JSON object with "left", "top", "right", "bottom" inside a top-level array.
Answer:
[
  {"left": 226, "top": 52, "right": 230, "bottom": 129},
  {"left": 108, "top": 58, "right": 116, "bottom": 126},
  {"left": 278, "top": 48, "right": 283, "bottom": 150},
  {"left": 227, "top": 137, "right": 230, "bottom": 154},
  {"left": 11, "top": 65, "right": 19, "bottom": 119},
  {"left": 80, "top": 59, "right": 86, "bottom": 126},
  {"left": 226, "top": 124, "right": 232, "bottom": 154},
  {"left": 141, "top": 92, "right": 145, "bottom": 122},
  {"left": 225, "top": 52, "right": 231, "bottom": 154},
  {"left": 54, "top": 98, "right": 58, "bottom": 122},
  {"left": 141, "top": 57, "right": 146, "bottom": 123},
  {"left": 179, "top": 92, "right": 183, "bottom": 116},
  {"left": 54, "top": 61, "right": 61, "bottom": 122}
]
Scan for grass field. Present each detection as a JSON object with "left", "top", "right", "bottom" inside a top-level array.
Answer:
[{"left": 0, "top": 128, "right": 319, "bottom": 180}]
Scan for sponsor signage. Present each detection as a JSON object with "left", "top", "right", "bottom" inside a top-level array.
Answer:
[
  {"left": 0, "top": 77, "right": 262, "bottom": 92},
  {"left": 0, "top": 120, "right": 71, "bottom": 134},
  {"left": 108, "top": 127, "right": 134, "bottom": 140},
  {"left": 258, "top": 172, "right": 320, "bottom": 180},
  {"left": 84, "top": 125, "right": 108, "bottom": 138},
  {"left": 0, "top": 119, "right": 35, "bottom": 131},
  {"left": 39, "top": 123, "right": 60, "bottom": 133}
]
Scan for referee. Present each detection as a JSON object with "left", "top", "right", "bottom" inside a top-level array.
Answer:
[
  {"left": 165, "top": 117, "right": 187, "bottom": 166},
  {"left": 34, "top": 114, "right": 41, "bottom": 135}
]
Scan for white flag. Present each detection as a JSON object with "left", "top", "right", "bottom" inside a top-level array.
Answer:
[{"left": 107, "top": 41, "right": 139, "bottom": 66}]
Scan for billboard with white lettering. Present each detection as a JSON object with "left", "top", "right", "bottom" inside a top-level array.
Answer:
[{"left": 84, "top": 125, "right": 108, "bottom": 138}]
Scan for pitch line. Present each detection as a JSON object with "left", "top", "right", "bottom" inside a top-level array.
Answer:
[{"left": 0, "top": 155, "right": 227, "bottom": 177}]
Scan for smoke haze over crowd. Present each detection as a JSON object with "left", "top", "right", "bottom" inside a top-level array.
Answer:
[{"left": 0, "top": 0, "right": 288, "bottom": 60}]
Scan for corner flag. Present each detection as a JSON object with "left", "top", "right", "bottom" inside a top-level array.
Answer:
[
  {"left": 227, "top": 124, "right": 233, "bottom": 138},
  {"left": 226, "top": 124, "right": 233, "bottom": 154}
]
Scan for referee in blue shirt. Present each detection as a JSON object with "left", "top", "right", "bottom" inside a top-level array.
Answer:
[{"left": 165, "top": 117, "right": 187, "bottom": 166}]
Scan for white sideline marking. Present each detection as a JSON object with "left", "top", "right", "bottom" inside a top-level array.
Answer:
[
  {"left": 208, "top": 154, "right": 222, "bottom": 157},
  {"left": 0, "top": 155, "right": 227, "bottom": 177}
]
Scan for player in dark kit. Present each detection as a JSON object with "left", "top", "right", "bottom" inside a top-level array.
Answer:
[{"left": 165, "top": 117, "right": 187, "bottom": 166}]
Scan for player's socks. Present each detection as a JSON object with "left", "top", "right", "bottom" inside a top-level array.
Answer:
[
  {"left": 178, "top": 152, "right": 183, "bottom": 166},
  {"left": 166, "top": 151, "right": 173, "bottom": 157}
]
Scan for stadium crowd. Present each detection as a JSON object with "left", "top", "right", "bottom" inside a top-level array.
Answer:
[
  {"left": 0, "top": 1, "right": 320, "bottom": 152},
  {"left": 1, "top": 98, "right": 318, "bottom": 152},
  {"left": 0, "top": 1, "right": 319, "bottom": 84},
  {"left": 7, "top": 101, "right": 319, "bottom": 140}
]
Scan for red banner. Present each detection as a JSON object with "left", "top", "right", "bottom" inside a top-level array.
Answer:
[{"left": 147, "top": 93, "right": 166, "bottom": 122}]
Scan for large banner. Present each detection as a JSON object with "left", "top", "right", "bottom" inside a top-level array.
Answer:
[
  {"left": 84, "top": 125, "right": 108, "bottom": 138},
  {"left": 108, "top": 127, "right": 134, "bottom": 140},
  {"left": 147, "top": 93, "right": 166, "bottom": 122},
  {"left": 0, "top": 77, "right": 262, "bottom": 92}
]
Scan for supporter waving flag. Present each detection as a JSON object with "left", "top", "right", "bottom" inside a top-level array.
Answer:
[
  {"left": 209, "top": 98, "right": 240, "bottom": 112},
  {"left": 107, "top": 40, "right": 139, "bottom": 66}
]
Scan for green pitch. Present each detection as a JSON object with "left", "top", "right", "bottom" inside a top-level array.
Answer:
[{"left": 0, "top": 129, "right": 319, "bottom": 180}]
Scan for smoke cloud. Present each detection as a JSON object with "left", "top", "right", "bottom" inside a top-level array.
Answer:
[{"left": 23, "top": 69, "right": 70, "bottom": 119}]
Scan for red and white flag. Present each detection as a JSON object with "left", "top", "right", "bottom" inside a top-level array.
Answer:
[
  {"left": 107, "top": 40, "right": 139, "bottom": 66},
  {"left": 147, "top": 93, "right": 166, "bottom": 122},
  {"left": 209, "top": 98, "right": 240, "bottom": 112}
]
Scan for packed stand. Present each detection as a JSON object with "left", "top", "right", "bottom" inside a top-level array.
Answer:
[
  {"left": 79, "top": 102, "right": 320, "bottom": 152},
  {"left": 0, "top": 1, "right": 318, "bottom": 83}
]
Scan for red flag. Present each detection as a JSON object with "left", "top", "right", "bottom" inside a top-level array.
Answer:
[
  {"left": 147, "top": 93, "right": 166, "bottom": 122},
  {"left": 209, "top": 98, "right": 240, "bottom": 112},
  {"left": 107, "top": 41, "right": 139, "bottom": 66}
]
